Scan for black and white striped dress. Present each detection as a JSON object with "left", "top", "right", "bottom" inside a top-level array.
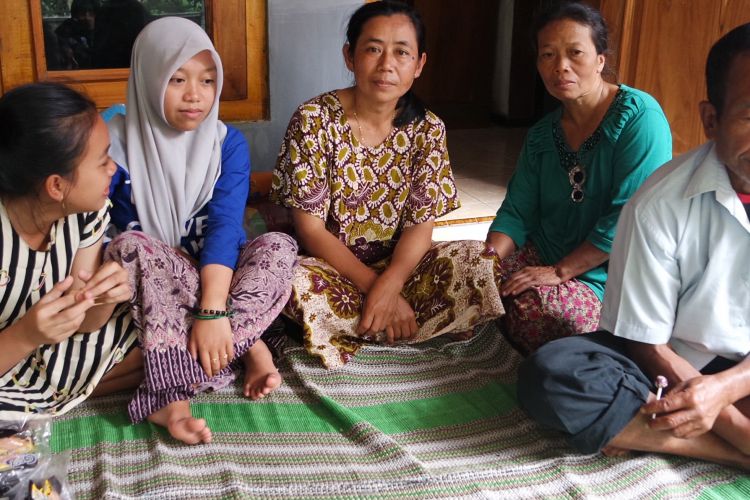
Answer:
[{"left": 0, "top": 201, "right": 138, "bottom": 418}]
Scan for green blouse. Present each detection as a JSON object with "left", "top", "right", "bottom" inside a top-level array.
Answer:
[{"left": 489, "top": 85, "right": 672, "bottom": 300}]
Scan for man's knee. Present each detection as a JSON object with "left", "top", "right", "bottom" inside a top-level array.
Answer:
[
  {"left": 517, "top": 333, "right": 650, "bottom": 453},
  {"left": 517, "top": 338, "right": 577, "bottom": 428}
]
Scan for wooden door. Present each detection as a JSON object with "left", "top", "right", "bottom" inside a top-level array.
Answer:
[
  {"left": 601, "top": 0, "right": 750, "bottom": 154},
  {"left": 411, "top": 0, "right": 499, "bottom": 127}
]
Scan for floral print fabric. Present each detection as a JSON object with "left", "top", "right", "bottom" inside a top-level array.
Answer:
[
  {"left": 496, "top": 244, "right": 601, "bottom": 355},
  {"left": 286, "top": 240, "right": 505, "bottom": 369},
  {"left": 106, "top": 231, "right": 298, "bottom": 422},
  {"left": 271, "top": 91, "right": 460, "bottom": 264}
]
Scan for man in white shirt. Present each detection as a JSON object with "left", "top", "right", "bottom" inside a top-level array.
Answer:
[{"left": 517, "top": 22, "right": 750, "bottom": 470}]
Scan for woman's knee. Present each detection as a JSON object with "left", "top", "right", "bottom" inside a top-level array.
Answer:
[
  {"left": 106, "top": 231, "right": 160, "bottom": 261},
  {"left": 242, "top": 232, "right": 298, "bottom": 264}
]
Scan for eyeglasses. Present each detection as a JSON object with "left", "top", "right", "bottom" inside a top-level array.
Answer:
[{"left": 568, "top": 164, "right": 586, "bottom": 203}]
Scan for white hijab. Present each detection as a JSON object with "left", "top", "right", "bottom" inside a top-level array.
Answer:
[{"left": 108, "top": 16, "right": 227, "bottom": 246}]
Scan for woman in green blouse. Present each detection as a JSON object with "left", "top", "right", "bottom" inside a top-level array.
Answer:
[{"left": 486, "top": 0, "right": 672, "bottom": 354}]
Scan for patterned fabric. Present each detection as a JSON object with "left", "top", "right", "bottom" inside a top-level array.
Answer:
[
  {"left": 105, "top": 231, "right": 297, "bottom": 422},
  {"left": 0, "top": 200, "right": 138, "bottom": 418},
  {"left": 51, "top": 322, "right": 749, "bottom": 499},
  {"left": 271, "top": 91, "right": 460, "bottom": 264},
  {"left": 497, "top": 244, "right": 601, "bottom": 355},
  {"left": 286, "top": 240, "right": 504, "bottom": 369},
  {"left": 551, "top": 89, "right": 624, "bottom": 172}
]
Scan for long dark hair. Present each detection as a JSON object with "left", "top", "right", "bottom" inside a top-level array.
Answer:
[
  {"left": 0, "top": 82, "right": 97, "bottom": 199},
  {"left": 346, "top": 0, "right": 427, "bottom": 127}
]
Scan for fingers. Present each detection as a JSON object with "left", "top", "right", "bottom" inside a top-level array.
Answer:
[
  {"left": 92, "top": 283, "right": 132, "bottom": 305},
  {"left": 35, "top": 298, "right": 91, "bottom": 344},
  {"left": 55, "top": 295, "right": 96, "bottom": 321},
  {"left": 393, "top": 298, "right": 418, "bottom": 341},
  {"left": 81, "top": 263, "right": 129, "bottom": 299},
  {"left": 199, "top": 349, "right": 215, "bottom": 378},
  {"left": 193, "top": 329, "right": 234, "bottom": 377},
  {"left": 37, "top": 288, "right": 93, "bottom": 325},
  {"left": 385, "top": 325, "right": 395, "bottom": 344},
  {"left": 53, "top": 309, "right": 89, "bottom": 337},
  {"left": 77, "top": 269, "right": 93, "bottom": 282},
  {"left": 642, "top": 388, "right": 692, "bottom": 416},
  {"left": 386, "top": 318, "right": 417, "bottom": 343},
  {"left": 501, "top": 266, "right": 560, "bottom": 296},
  {"left": 405, "top": 315, "right": 418, "bottom": 339},
  {"left": 356, "top": 308, "right": 374, "bottom": 335},
  {"left": 649, "top": 410, "right": 709, "bottom": 438},
  {"left": 189, "top": 337, "right": 198, "bottom": 361},
  {"left": 643, "top": 388, "right": 716, "bottom": 438},
  {"left": 198, "top": 348, "right": 225, "bottom": 377},
  {"left": 37, "top": 276, "right": 75, "bottom": 304},
  {"left": 502, "top": 272, "right": 533, "bottom": 297}
]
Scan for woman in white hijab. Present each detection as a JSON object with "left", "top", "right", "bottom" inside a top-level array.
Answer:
[{"left": 106, "top": 17, "right": 297, "bottom": 445}]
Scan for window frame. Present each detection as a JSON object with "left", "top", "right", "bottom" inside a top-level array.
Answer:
[{"left": 0, "top": 0, "right": 268, "bottom": 121}]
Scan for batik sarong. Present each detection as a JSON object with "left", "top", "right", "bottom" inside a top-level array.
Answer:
[
  {"left": 106, "top": 231, "right": 297, "bottom": 422},
  {"left": 284, "top": 239, "right": 504, "bottom": 369},
  {"left": 496, "top": 244, "right": 601, "bottom": 355}
]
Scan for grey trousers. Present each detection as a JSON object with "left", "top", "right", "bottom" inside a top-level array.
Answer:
[
  {"left": 517, "top": 331, "right": 651, "bottom": 454},
  {"left": 517, "top": 331, "right": 737, "bottom": 454}
]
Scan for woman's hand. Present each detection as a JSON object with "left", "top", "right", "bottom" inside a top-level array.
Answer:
[
  {"left": 357, "top": 274, "right": 401, "bottom": 338},
  {"left": 357, "top": 273, "right": 418, "bottom": 343},
  {"left": 20, "top": 276, "right": 94, "bottom": 345},
  {"left": 189, "top": 317, "right": 234, "bottom": 378},
  {"left": 75, "top": 261, "right": 131, "bottom": 305},
  {"left": 387, "top": 296, "right": 418, "bottom": 343},
  {"left": 501, "top": 265, "right": 562, "bottom": 297}
]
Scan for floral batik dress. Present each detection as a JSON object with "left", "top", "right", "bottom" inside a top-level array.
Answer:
[{"left": 271, "top": 91, "right": 505, "bottom": 369}]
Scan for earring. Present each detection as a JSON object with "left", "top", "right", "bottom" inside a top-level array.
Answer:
[{"left": 61, "top": 198, "right": 67, "bottom": 213}]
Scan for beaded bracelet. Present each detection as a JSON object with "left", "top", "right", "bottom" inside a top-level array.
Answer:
[{"left": 192, "top": 307, "right": 234, "bottom": 320}]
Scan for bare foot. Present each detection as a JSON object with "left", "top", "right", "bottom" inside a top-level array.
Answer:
[
  {"left": 449, "top": 330, "right": 475, "bottom": 341},
  {"left": 243, "top": 339, "right": 282, "bottom": 400},
  {"left": 147, "top": 399, "right": 212, "bottom": 445},
  {"left": 601, "top": 444, "right": 631, "bottom": 457}
]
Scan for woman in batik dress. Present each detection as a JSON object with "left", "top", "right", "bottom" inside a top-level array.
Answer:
[{"left": 271, "top": 1, "right": 504, "bottom": 369}]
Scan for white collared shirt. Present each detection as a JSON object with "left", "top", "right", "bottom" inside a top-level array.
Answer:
[{"left": 600, "top": 142, "right": 750, "bottom": 369}]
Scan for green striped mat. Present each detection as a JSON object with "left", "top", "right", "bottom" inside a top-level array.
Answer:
[{"left": 51, "top": 322, "right": 749, "bottom": 499}]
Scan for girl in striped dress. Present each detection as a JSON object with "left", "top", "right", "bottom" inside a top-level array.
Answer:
[{"left": 0, "top": 83, "right": 141, "bottom": 418}]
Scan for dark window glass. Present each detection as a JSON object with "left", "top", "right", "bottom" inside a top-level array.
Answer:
[{"left": 41, "top": 0, "right": 205, "bottom": 70}]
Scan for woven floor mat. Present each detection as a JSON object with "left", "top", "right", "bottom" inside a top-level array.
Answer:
[{"left": 51, "top": 321, "right": 750, "bottom": 499}]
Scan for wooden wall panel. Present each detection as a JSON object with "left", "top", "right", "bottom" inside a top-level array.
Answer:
[
  {"left": 631, "top": 0, "right": 721, "bottom": 153},
  {"left": 600, "top": 0, "right": 750, "bottom": 154},
  {"left": 0, "top": 1, "right": 36, "bottom": 91}
]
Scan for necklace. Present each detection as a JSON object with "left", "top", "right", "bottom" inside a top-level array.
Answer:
[
  {"left": 553, "top": 88, "right": 624, "bottom": 203},
  {"left": 351, "top": 94, "right": 396, "bottom": 149},
  {"left": 352, "top": 108, "right": 369, "bottom": 148}
]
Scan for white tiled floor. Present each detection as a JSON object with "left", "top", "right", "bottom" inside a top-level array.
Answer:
[
  {"left": 436, "top": 126, "right": 526, "bottom": 222},
  {"left": 433, "top": 221, "right": 492, "bottom": 242}
]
